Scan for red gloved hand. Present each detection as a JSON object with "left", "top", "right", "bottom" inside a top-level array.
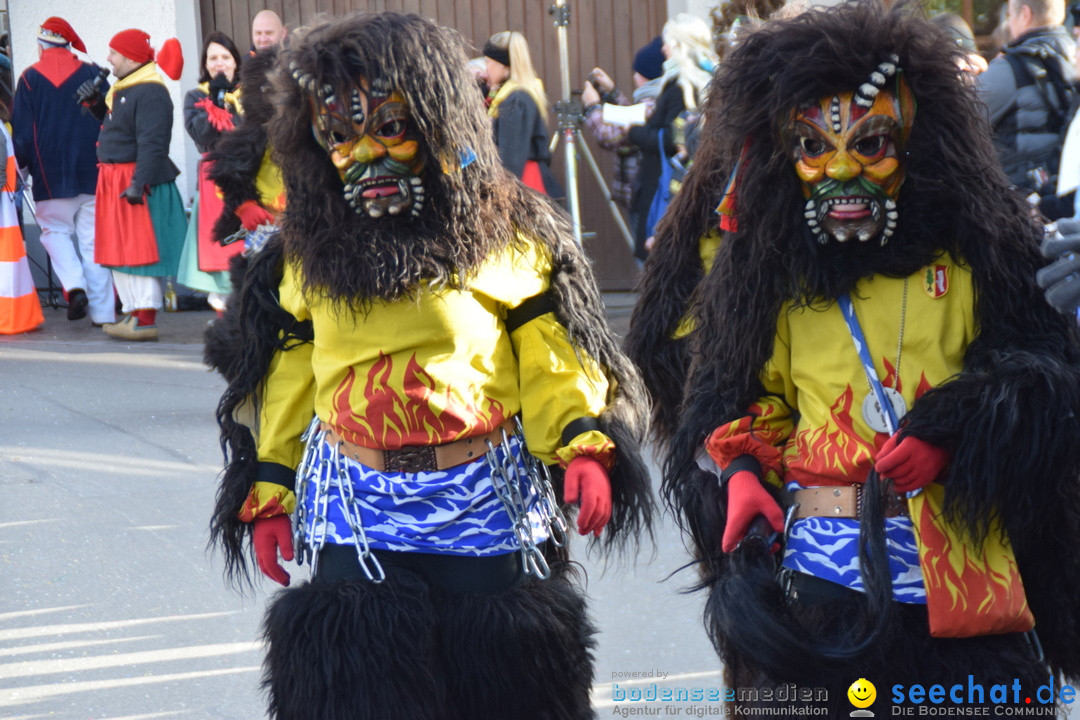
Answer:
[
  {"left": 722, "top": 471, "right": 784, "bottom": 553},
  {"left": 563, "top": 456, "right": 612, "bottom": 537},
  {"left": 874, "top": 433, "right": 950, "bottom": 493},
  {"left": 235, "top": 200, "right": 274, "bottom": 231},
  {"left": 252, "top": 515, "right": 294, "bottom": 586},
  {"left": 194, "top": 96, "right": 236, "bottom": 133}
]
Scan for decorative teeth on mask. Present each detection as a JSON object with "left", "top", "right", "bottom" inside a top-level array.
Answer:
[
  {"left": 886, "top": 209, "right": 899, "bottom": 221},
  {"left": 322, "top": 84, "right": 334, "bottom": 94},
  {"left": 871, "top": 203, "right": 881, "bottom": 221},
  {"left": 871, "top": 71, "right": 886, "bottom": 85},
  {"left": 885, "top": 199, "right": 897, "bottom": 210},
  {"left": 350, "top": 90, "right": 365, "bottom": 124}
]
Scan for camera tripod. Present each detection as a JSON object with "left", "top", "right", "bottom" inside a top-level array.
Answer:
[{"left": 548, "top": 0, "right": 635, "bottom": 251}]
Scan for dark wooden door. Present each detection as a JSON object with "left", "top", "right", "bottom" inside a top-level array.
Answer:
[{"left": 199, "top": 0, "right": 667, "bottom": 289}]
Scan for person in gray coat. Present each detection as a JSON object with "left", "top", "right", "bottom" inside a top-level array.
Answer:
[{"left": 977, "top": 0, "right": 1075, "bottom": 193}]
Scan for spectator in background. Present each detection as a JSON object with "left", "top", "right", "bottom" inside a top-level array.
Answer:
[
  {"left": 626, "top": 14, "right": 718, "bottom": 261},
  {"left": 177, "top": 31, "right": 243, "bottom": 315},
  {"left": 12, "top": 17, "right": 115, "bottom": 326},
  {"left": 251, "top": 10, "right": 288, "bottom": 53},
  {"left": 580, "top": 36, "right": 665, "bottom": 228},
  {"left": 931, "top": 12, "right": 989, "bottom": 79},
  {"left": 84, "top": 29, "right": 186, "bottom": 341},
  {"left": 977, "top": 0, "right": 1074, "bottom": 195},
  {"left": 483, "top": 31, "right": 562, "bottom": 198},
  {"left": 0, "top": 34, "right": 13, "bottom": 122}
]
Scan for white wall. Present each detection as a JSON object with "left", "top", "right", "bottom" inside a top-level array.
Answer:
[{"left": 10, "top": 0, "right": 202, "bottom": 203}]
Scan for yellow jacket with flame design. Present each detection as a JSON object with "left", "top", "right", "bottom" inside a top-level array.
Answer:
[
  {"left": 246, "top": 234, "right": 614, "bottom": 517},
  {"left": 706, "top": 255, "right": 975, "bottom": 488}
]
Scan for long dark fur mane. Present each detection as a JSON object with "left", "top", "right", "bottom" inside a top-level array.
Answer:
[
  {"left": 271, "top": 13, "right": 551, "bottom": 307},
  {"left": 207, "top": 12, "right": 654, "bottom": 587},
  {"left": 660, "top": 0, "right": 1080, "bottom": 681},
  {"left": 207, "top": 48, "right": 278, "bottom": 244}
]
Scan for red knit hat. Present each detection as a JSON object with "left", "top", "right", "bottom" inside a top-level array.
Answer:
[
  {"left": 109, "top": 29, "right": 184, "bottom": 80},
  {"left": 39, "top": 16, "right": 87, "bottom": 54},
  {"left": 110, "top": 29, "right": 153, "bottom": 63}
]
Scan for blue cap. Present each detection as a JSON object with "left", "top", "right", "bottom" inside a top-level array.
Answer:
[{"left": 633, "top": 36, "right": 665, "bottom": 81}]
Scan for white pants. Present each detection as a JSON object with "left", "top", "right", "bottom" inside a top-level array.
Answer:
[
  {"left": 35, "top": 195, "right": 116, "bottom": 323},
  {"left": 111, "top": 271, "right": 162, "bottom": 313}
]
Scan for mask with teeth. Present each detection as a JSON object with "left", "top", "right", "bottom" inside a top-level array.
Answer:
[
  {"left": 309, "top": 77, "right": 427, "bottom": 218},
  {"left": 784, "top": 70, "right": 914, "bottom": 245}
]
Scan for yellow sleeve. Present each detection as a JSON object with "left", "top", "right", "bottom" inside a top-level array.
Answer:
[
  {"left": 671, "top": 227, "right": 723, "bottom": 340},
  {"left": 470, "top": 232, "right": 614, "bottom": 466},
  {"left": 704, "top": 310, "right": 795, "bottom": 489},
  {"left": 512, "top": 311, "right": 613, "bottom": 466},
  {"left": 255, "top": 261, "right": 316, "bottom": 470}
]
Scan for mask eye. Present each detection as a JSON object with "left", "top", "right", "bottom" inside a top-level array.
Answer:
[
  {"left": 800, "top": 136, "right": 827, "bottom": 157},
  {"left": 376, "top": 119, "right": 406, "bottom": 140},
  {"left": 853, "top": 135, "right": 887, "bottom": 158}
]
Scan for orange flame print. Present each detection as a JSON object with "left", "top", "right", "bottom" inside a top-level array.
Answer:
[{"left": 330, "top": 353, "right": 506, "bottom": 449}]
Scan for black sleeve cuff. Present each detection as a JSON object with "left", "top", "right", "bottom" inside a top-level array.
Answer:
[
  {"left": 256, "top": 461, "right": 296, "bottom": 492},
  {"left": 561, "top": 416, "right": 604, "bottom": 447},
  {"left": 719, "top": 454, "right": 762, "bottom": 487}
]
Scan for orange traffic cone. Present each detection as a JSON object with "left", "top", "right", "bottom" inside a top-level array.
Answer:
[{"left": 0, "top": 126, "right": 44, "bottom": 335}]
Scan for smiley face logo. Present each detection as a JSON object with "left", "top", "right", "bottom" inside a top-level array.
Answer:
[{"left": 847, "top": 678, "right": 876, "bottom": 709}]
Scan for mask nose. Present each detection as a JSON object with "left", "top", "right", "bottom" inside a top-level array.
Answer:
[
  {"left": 352, "top": 135, "right": 387, "bottom": 164},
  {"left": 825, "top": 150, "right": 860, "bottom": 182}
]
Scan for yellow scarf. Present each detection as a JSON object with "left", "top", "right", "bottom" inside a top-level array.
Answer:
[
  {"left": 105, "top": 63, "right": 166, "bottom": 111},
  {"left": 487, "top": 81, "right": 522, "bottom": 119}
]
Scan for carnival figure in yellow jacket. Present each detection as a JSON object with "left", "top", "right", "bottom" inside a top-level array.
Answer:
[
  {"left": 206, "top": 13, "right": 652, "bottom": 720},
  {"left": 647, "top": 3, "right": 1080, "bottom": 717}
]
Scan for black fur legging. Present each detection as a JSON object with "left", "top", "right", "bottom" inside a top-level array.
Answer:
[{"left": 261, "top": 545, "right": 598, "bottom": 720}]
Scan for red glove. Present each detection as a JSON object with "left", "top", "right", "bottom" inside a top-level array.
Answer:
[
  {"left": 235, "top": 200, "right": 275, "bottom": 231},
  {"left": 563, "top": 456, "right": 612, "bottom": 537},
  {"left": 194, "top": 96, "right": 236, "bottom": 133},
  {"left": 874, "top": 433, "right": 950, "bottom": 493},
  {"left": 722, "top": 471, "right": 784, "bottom": 553},
  {"left": 252, "top": 515, "right": 294, "bottom": 586}
]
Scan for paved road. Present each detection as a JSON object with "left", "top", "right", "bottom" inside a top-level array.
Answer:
[
  {"left": 6, "top": 306, "right": 1071, "bottom": 719},
  {"left": 0, "top": 305, "right": 726, "bottom": 720}
]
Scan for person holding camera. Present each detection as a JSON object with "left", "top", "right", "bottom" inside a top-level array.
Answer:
[
  {"left": 177, "top": 32, "right": 244, "bottom": 315},
  {"left": 580, "top": 37, "right": 664, "bottom": 223}
]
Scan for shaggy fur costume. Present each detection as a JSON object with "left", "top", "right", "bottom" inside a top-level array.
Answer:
[
  {"left": 648, "top": 0, "right": 1080, "bottom": 707},
  {"left": 207, "top": 13, "right": 653, "bottom": 586},
  {"left": 206, "top": 12, "right": 653, "bottom": 719},
  {"left": 262, "top": 561, "right": 595, "bottom": 720},
  {"left": 206, "top": 48, "right": 278, "bottom": 244}
]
